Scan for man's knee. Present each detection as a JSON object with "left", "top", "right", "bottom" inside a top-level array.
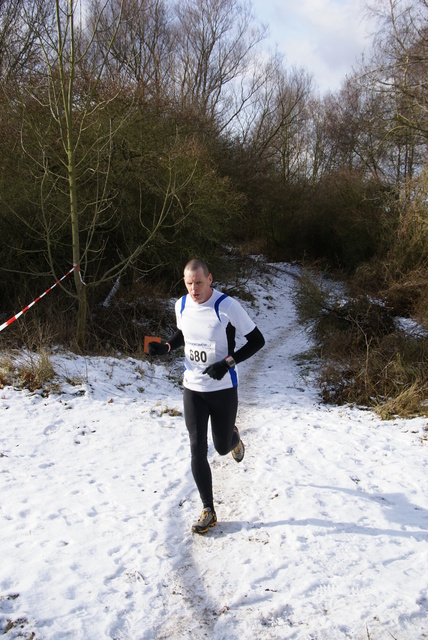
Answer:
[
  {"left": 190, "top": 438, "right": 208, "bottom": 459},
  {"left": 215, "top": 443, "right": 232, "bottom": 456}
]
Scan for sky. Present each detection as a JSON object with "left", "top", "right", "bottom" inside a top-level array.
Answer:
[{"left": 251, "top": 0, "right": 375, "bottom": 95}]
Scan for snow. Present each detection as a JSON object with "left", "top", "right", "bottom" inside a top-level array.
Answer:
[{"left": 1, "top": 263, "right": 427, "bottom": 640}]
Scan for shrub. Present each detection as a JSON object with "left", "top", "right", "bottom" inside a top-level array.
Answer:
[
  {"left": 370, "top": 168, "right": 428, "bottom": 324},
  {"left": 0, "top": 349, "right": 57, "bottom": 393},
  {"left": 295, "top": 268, "right": 428, "bottom": 417}
]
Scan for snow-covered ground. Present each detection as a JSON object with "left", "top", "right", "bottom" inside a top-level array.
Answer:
[{"left": 1, "top": 263, "right": 427, "bottom": 640}]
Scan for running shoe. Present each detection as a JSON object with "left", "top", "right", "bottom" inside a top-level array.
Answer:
[
  {"left": 191, "top": 507, "right": 217, "bottom": 534},
  {"left": 231, "top": 426, "right": 245, "bottom": 463}
]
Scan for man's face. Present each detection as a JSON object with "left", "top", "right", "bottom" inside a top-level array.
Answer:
[{"left": 183, "top": 267, "right": 213, "bottom": 304}]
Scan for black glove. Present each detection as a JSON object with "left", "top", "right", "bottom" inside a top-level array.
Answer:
[
  {"left": 148, "top": 341, "right": 169, "bottom": 356},
  {"left": 203, "top": 359, "right": 229, "bottom": 380}
]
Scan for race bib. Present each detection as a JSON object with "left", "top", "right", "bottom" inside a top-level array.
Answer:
[{"left": 185, "top": 340, "right": 216, "bottom": 368}]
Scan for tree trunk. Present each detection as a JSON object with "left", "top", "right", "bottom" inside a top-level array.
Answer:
[
  {"left": 68, "top": 143, "right": 86, "bottom": 349},
  {"left": 75, "top": 282, "right": 87, "bottom": 350}
]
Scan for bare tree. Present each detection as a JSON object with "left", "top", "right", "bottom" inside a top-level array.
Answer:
[
  {"left": 89, "top": 0, "right": 172, "bottom": 102},
  {"left": 1, "top": 0, "right": 199, "bottom": 348},
  {"left": 242, "top": 54, "right": 313, "bottom": 184},
  {"left": 0, "top": 0, "right": 52, "bottom": 81},
  {"left": 360, "top": 0, "right": 428, "bottom": 181},
  {"left": 170, "top": 0, "right": 266, "bottom": 129}
]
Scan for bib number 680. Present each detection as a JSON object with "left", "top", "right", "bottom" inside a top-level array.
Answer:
[{"left": 189, "top": 349, "right": 207, "bottom": 363}]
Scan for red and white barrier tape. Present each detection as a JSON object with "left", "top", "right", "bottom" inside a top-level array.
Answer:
[{"left": 0, "top": 264, "right": 85, "bottom": 333}]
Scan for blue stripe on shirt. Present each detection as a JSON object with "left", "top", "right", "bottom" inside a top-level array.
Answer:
[
  {"left": 214, "top": 293, "right": 228, "bottom": 320},
  {"left": 229, "top": 367, "right": 238, "bottom": 387}
]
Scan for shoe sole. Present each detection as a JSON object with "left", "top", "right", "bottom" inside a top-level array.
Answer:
[
  {"left": 232, "top": 439, "right": 245, "bottom": 463},
  {"left": 191, "top": 520, "right": 217, "bottom": 534}
]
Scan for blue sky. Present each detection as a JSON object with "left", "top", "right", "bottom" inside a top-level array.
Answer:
[{"left": 251, "top": 0, "right": 374, "bottom": 94}]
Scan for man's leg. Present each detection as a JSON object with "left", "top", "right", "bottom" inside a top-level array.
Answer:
[
  {"left": 208, "top": 387, "right": 239, "bottom": 456},
  {"left": 183, "top": 388, "right": 214, "bottom": 510}
]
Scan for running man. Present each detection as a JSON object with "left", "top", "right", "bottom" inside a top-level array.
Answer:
[{"left": 148, "top": 259, "right": 265, "bottom": 533}]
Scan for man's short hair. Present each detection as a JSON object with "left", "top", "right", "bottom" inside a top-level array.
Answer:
[{"left": 184, "top": 259, "right": 210, "bottom": 277}]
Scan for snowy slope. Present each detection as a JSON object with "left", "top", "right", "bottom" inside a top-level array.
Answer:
[{"left": 1, "top": 263, "right": 427, "bottom": 640}]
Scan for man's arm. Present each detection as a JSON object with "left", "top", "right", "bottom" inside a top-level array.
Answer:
[
  {"left": 233, "top": 326, "right": 265, "bottom": 364},
  {"left": 166, "top": 329, "right": 185, "bottom": 352},
  {"left": 203, "top": 326, "right": 265, "bottom": 380},
  {"left": 148, "top": 329, "right": 184, "bottom": 356}
]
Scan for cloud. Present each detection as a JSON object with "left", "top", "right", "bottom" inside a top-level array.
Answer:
[{"left": 252, "top": 0, "right": 372, "bottom": 93}]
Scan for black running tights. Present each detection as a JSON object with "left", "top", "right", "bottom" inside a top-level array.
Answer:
[{"left": 183, "top": 387, "right": 239, "bottom": 510}]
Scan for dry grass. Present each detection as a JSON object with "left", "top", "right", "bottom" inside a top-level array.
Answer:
[
  {"left": 295, "top": 268, "right": 428, "bottom": 418},
  {"left": 0, "top": 349, "right": 58, "bottom": 393}
]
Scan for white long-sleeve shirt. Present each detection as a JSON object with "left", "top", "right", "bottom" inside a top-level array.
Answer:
[{"left": 175, "top": 288, "right": 256, "bottom": 392}]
